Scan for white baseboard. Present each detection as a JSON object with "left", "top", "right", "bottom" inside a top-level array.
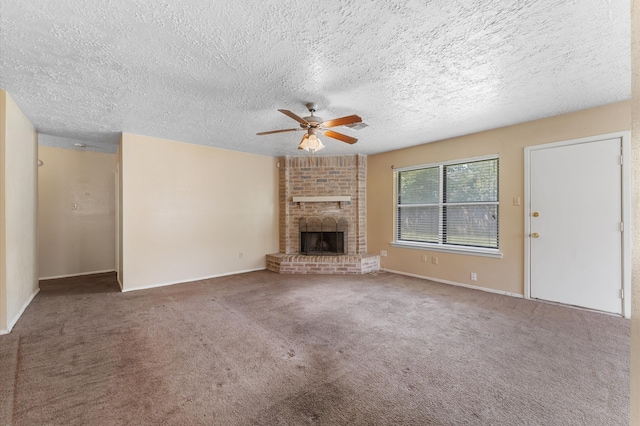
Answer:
[
  {"left": 2, "top": 287, "right": 40, "bottom": 334},
  {"left": 39, "top": 269, "right": 116, "bottom": 281},
  {"left": 382, "top": 268, "right": 523, "bottom": 299},
  {"left": 121, "top": 267, "right": 266, "bottom": 293}
]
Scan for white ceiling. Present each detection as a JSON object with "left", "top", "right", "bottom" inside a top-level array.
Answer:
[{"left": 0, "top": 0, "right": 631, "bottom": 157}]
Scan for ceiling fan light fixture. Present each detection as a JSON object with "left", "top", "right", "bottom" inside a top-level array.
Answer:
[
  {"left": 299, "top": 131, "right": 325, "bottom": 153},
  {"left": 298, "top": 134, "right": 309, "bottom": 151},
  {"left": 309, "top": 135, "right": 325, "bottom": 153}
]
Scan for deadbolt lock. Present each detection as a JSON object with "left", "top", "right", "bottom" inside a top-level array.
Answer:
[
  {"left": 532, "top": 212, "right": 539, "bottom": 217},
  {"left": 531, "top": 232, "right": 539, "bottom": 238}
]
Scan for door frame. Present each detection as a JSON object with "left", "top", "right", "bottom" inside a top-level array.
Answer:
[
  {"left": 115, "top": 162, "right": 119, "bottom": 284},
  {"left": 524, "top": 131, "right": 631, "bottom": 318}
]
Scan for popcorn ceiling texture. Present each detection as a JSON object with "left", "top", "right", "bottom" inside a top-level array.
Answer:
[{"left": 0, "top": 1, "right": 631, "bottom": 156}]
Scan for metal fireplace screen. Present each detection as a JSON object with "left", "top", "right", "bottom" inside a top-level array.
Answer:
[{"left": 299, "top": 217, "right": 348, "bottom": 255}]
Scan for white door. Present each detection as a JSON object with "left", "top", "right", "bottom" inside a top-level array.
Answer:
[{"left": 529, "top": 138, "right": 622, "bottom": 314}]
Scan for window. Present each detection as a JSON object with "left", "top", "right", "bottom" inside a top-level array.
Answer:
[{"left": 394, "top": 157, "right": 499, "bottom": 255}]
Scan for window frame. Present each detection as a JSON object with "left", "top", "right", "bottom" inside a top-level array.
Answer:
[{"left": 392, "top": 155, "right": 503, "bottom": 258}]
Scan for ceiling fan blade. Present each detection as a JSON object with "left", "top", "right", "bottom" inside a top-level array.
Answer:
[
  {"left": 256, "top": 128, "right": 301, "bottom": 136},
  {"left": 321, "top": 114, "right": 362, "bottom": 128},
  {"left": 278, "top": 109, "right": 309, "bottom": 126},
  {"left": 323, "top": 130, "right": 358, "bottom": 144}
]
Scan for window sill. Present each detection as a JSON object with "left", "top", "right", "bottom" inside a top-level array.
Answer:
[{"left": 391, "top": 241, "right": 503, "bottom": 259}]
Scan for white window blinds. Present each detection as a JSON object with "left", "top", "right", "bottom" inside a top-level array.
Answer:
[{"left": 396, "top": 157, "right": 499, "bottom": 249}]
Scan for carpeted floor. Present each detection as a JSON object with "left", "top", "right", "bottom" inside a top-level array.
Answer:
[{"left": 0, "top": 270, "right": 630, "bottom": 425}]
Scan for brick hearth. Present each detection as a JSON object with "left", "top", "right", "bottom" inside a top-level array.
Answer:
[
  {"left": 266, "top": 155, "right": 380, "bottom": 274},
  {"left": 266, "top": 253, "right": 380, "bottom": 274}
]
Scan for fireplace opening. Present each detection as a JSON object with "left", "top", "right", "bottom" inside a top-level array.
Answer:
[
  {"left": 300, "top": 231, "right": 345, "bottom": 255},
  {"left": 299, "top": 217, "right": 348, "bottom": 256}
]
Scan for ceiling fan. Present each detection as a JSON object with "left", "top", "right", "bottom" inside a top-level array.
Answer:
[{"left": 257, "top": 102, "right": 363, "bottom": 153}]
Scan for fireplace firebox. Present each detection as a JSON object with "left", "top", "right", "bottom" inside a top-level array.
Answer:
[{"left": 299, "top": 217, "right": 348, "bottom": 255}]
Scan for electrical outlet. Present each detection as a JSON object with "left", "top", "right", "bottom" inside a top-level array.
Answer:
[
  {"left": 470, "top": 272, "right": 477, "bottom": 281},
  {"left": 380, "top": 250, "right": 387, "bottom": 257},
  {"left": 421, "top": 254, "right": 428, "bottom": 262},
  {"left": 431, "top": 256, "right": 438, "bottom": 265}
]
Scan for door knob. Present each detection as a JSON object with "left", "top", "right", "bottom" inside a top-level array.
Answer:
[
  {"left": 531, "top": 232, "right": 539, "bottom": 238},
  {"left": 532, "top": 212, "right": 539, "bottom": 217}
]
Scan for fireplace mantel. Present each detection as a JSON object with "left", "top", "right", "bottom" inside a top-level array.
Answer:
[
  {"left": 292, "top": 196, "right": 351, "bottom": 208},
  {"left": 292, "top": 196, "right": 351, "bottom": 203}
]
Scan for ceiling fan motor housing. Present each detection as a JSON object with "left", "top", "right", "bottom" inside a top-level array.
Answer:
[
  {"left": 302, "top": 102, "right": 322, "bottom": 128},
  {"left": 301, "top": 116, "right": 323, "bottom": 128}
]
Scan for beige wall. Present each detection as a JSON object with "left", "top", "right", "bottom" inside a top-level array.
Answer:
[
  {"left": 0, "top": 90, "right": 39, "bottom": 334},
  {"left": 37, "top": 146, "right": 116, "bottom": 279},
  {"left": 119, "top": 133, "right": 279, "bottom": 291},
  {"left": 368, "top": 101, "right": 630, "bottom": 296}
]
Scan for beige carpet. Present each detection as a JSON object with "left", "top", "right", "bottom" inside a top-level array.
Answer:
[{"left": 0, "top": 271, "right": 630, "bottom": 425}]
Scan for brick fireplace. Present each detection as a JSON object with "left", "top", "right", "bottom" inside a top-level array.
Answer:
[{"left": 266, "top": 155, "right": 380, "bottom": 274}]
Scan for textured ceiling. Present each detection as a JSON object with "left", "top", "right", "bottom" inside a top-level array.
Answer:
[{"left": 0, "top": 0, "right": 631, "bottom": 156}]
